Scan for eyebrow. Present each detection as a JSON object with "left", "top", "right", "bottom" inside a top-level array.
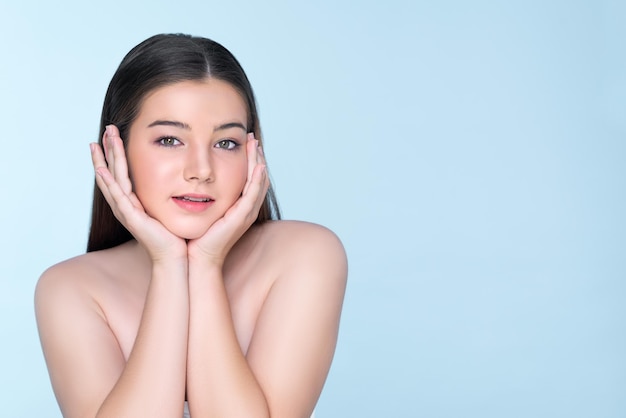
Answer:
[
  {"left": 147, "top": 120, "right": 247, "bottom": 132},
  {"left": 147, "top": 120, "right": 190, "bottom": 130}
]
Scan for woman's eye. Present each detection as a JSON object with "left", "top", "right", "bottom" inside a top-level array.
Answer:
[
  {"left": 157, "top": 137, "right": 181, "bottom": 146},
  {"left": 215, "top": 139, "right": 238, "bottom": 150}
]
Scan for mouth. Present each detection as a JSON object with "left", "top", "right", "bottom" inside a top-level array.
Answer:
[
  {"left": 174, "top": 196, "right": 214, "bottom": 203},
  {"left": 172, "top": 194, "right": 215, "bottom": 212}
]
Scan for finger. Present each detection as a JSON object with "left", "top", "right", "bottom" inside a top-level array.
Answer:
[
  {"left": 243, "top": 139, "right": 269, "bottom": 202},
  {"left": 257, "top": 144, "right": 269, "bottom": 192},
  {"left": 254, "top": 157, "right": 268, "bottom": 186},
  {"left": 221, "top": 161, "right": 265, "bottom": 223},
  {"left": 248, "top": 133, "right": 257, "bottom": 183},
  {"left": 102, "top": 127, "right": 115, "bottom": 179},
  {"left": 252, "top": 163, "right": 270, "bottom": 204},
  {"left": 106, "top": 125, "right": 133, "bottom": 195},
  {"left": 90, "top": 141, "right": 106, "bottom": 171},
  {"left": 257, "top": 142, "right": 266, "bottom": 166},
  {"left": 95, "top": 166, "right": 143, "bottom": 229},
  {"left": 239, "top": 163, "right": 268, "bottom": 222},
  {"left": 250, "top": 164, "right": 269, "bottom": 223},
  {"left": 92, "top": 142, "right": 146, "bottom": 218},
  {"left": 91, "top": 142, "right": 115, "bottom": 202},
  {"left": 242, "top": 133, "right": 258, "bottom": 196},
  {"left": 255, "top": 136, "right": 269, "bottom": 193}
]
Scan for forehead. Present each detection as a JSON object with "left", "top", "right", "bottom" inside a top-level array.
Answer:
[{"left": 136, "top": 79, "right": 248, "bottom": 127}]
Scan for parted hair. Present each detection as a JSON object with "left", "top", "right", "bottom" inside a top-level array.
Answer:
[{"left": 87, "top": 33, "right": 280, "bottom": 252}]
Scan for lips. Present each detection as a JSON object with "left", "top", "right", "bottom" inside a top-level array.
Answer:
[
  {"left": 176, "top": 196, "right": 212, "bottom": 202},
  {"left": 172, "top": 194, "right": 215, "bottom": 212}
]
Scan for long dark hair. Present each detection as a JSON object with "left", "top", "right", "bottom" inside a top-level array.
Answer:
[{"left": 87, "top": 33, "right": 280, "bottom": 252}]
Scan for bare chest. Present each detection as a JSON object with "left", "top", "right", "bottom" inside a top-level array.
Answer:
[{"left": 99, "top": 264, "right": 270, "bottom": 361}]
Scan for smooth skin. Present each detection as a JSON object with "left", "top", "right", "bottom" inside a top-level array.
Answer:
[{"left": 35, "top": 79, "right": 347, "bottom": 418}]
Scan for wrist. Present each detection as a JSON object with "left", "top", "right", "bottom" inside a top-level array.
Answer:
[
  {"left": 187, "top": 253, "right": 224, "bottom": 272},
  {"left": 150, "top": 253, "right": 189, "bottom": 272},
  {"left": 187, "top": 246, "right": 226, "bottom": 269},
  {"left": 143, "top": 242, "right": 188, "bottom": 266}
]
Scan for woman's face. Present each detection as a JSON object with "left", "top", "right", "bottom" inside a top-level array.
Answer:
[{"left": 126, "top": 78, "right": 249, "bottom": 240}]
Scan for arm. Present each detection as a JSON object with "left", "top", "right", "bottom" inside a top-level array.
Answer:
[
  {"left": 96, "top": 259, "right": 189, "bottom": 417},
  {"left": 35, "top": 259, "right": 189, "bottom": 418},
  {"left": 36, "top": 125, "right": 190, "bottom": 417},
  {"left": 183, "top": 133, "right": 347, "bottom": 418},
  {"left": 186, "top": 262, "right": 270, "bottom": 417},
  {"left": 186, "top": 222, "right": 347, "bottom": 418},
  {"left": 92, "top": 126, "right": 191, "bottom": 417},
  {"left": 246, "top": 224, "right": 347, "bottom": 417},
  {"left": 185, "top": 137, "right": 271, "bottom": 416}
]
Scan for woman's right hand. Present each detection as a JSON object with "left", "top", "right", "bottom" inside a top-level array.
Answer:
[{"left": 90, "top": 125, "right": 187, "bottom": 262}]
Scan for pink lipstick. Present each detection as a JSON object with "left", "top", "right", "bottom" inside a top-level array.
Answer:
[{"left": 172, "top": 194, "right": 214, "bottom": 212}]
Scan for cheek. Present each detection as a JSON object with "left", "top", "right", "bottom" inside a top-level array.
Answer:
[
  {"left": 227, "top": 159, "right": 249, "bottom": 198},
  {"left": 127, "top": 164, "right": 151, "bottom": 209},
  {"left": 126, "top": 152, "right": 165, "bottom": 203},
  {"left": 238, "top": 159, "right": 250, "bottom": 190}
]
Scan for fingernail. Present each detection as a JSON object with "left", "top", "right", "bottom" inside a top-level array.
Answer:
[
  {"left": 105, "top": 125, "right": 113, "bottom": 136},
  {"left": 89, "top": 143, "right": 95, "bottom": 153}
]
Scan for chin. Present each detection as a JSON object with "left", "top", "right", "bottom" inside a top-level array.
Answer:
[{"left": 165, "top": 221, "right": 214, "bottom": 241}]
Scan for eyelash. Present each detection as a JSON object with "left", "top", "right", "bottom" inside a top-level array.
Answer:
[
  {"left": 156, "top": 136, "right": 182, "bottom": 147},
  {"left": 155, "top": 136, "right": 240, "bottom": 151},
  {"left": 215, "top": 139, "right": 240, "bottom": 150}
]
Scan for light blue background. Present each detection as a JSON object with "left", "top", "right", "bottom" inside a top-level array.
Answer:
[{"left": 1, "top": 1, "right": 624, "bottom": 417}]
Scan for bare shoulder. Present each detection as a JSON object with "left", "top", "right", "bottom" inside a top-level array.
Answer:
[
  {"left": 259, "top": 220, "right": 348, "bottom": 269},
  {"left": 35, "top": 242, "right": 139, "bottom": 320},
  {"left": 35, "top": 245, "right": 140, "bottom": 417},
  {"left": 35, "top": 253, "right": 104, "bottom": 360},
  {"left": 36, "top": 252, "right": 104, "bottom": 307},
  {"left": 244, "top": 221, "right": 348, "bottom": 413},
  {"left": 250, "top": 220, "right": 348, "bottom": 306},
  {"left": 35, "top": 246, "right": 121, "bottom": 303}
]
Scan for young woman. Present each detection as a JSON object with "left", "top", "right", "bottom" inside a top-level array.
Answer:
[{"left": 35, "top": 33, "right": 347, "bottom": 418}]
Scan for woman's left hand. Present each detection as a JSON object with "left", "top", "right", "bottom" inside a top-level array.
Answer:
[{"left": 187, "top": 133, "right": 269, "bottom": 266}]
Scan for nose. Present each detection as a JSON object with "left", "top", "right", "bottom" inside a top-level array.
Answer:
[{"left": 183, "top": 146, "right": 213, "bottom": 182}]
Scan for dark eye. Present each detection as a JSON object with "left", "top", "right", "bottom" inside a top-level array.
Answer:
[
  {"left": 215, "top": 139, "right": 237, "bottom": 150},
  {"left": 158, "top": 137, "right": 181, "bottom": 146}
]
